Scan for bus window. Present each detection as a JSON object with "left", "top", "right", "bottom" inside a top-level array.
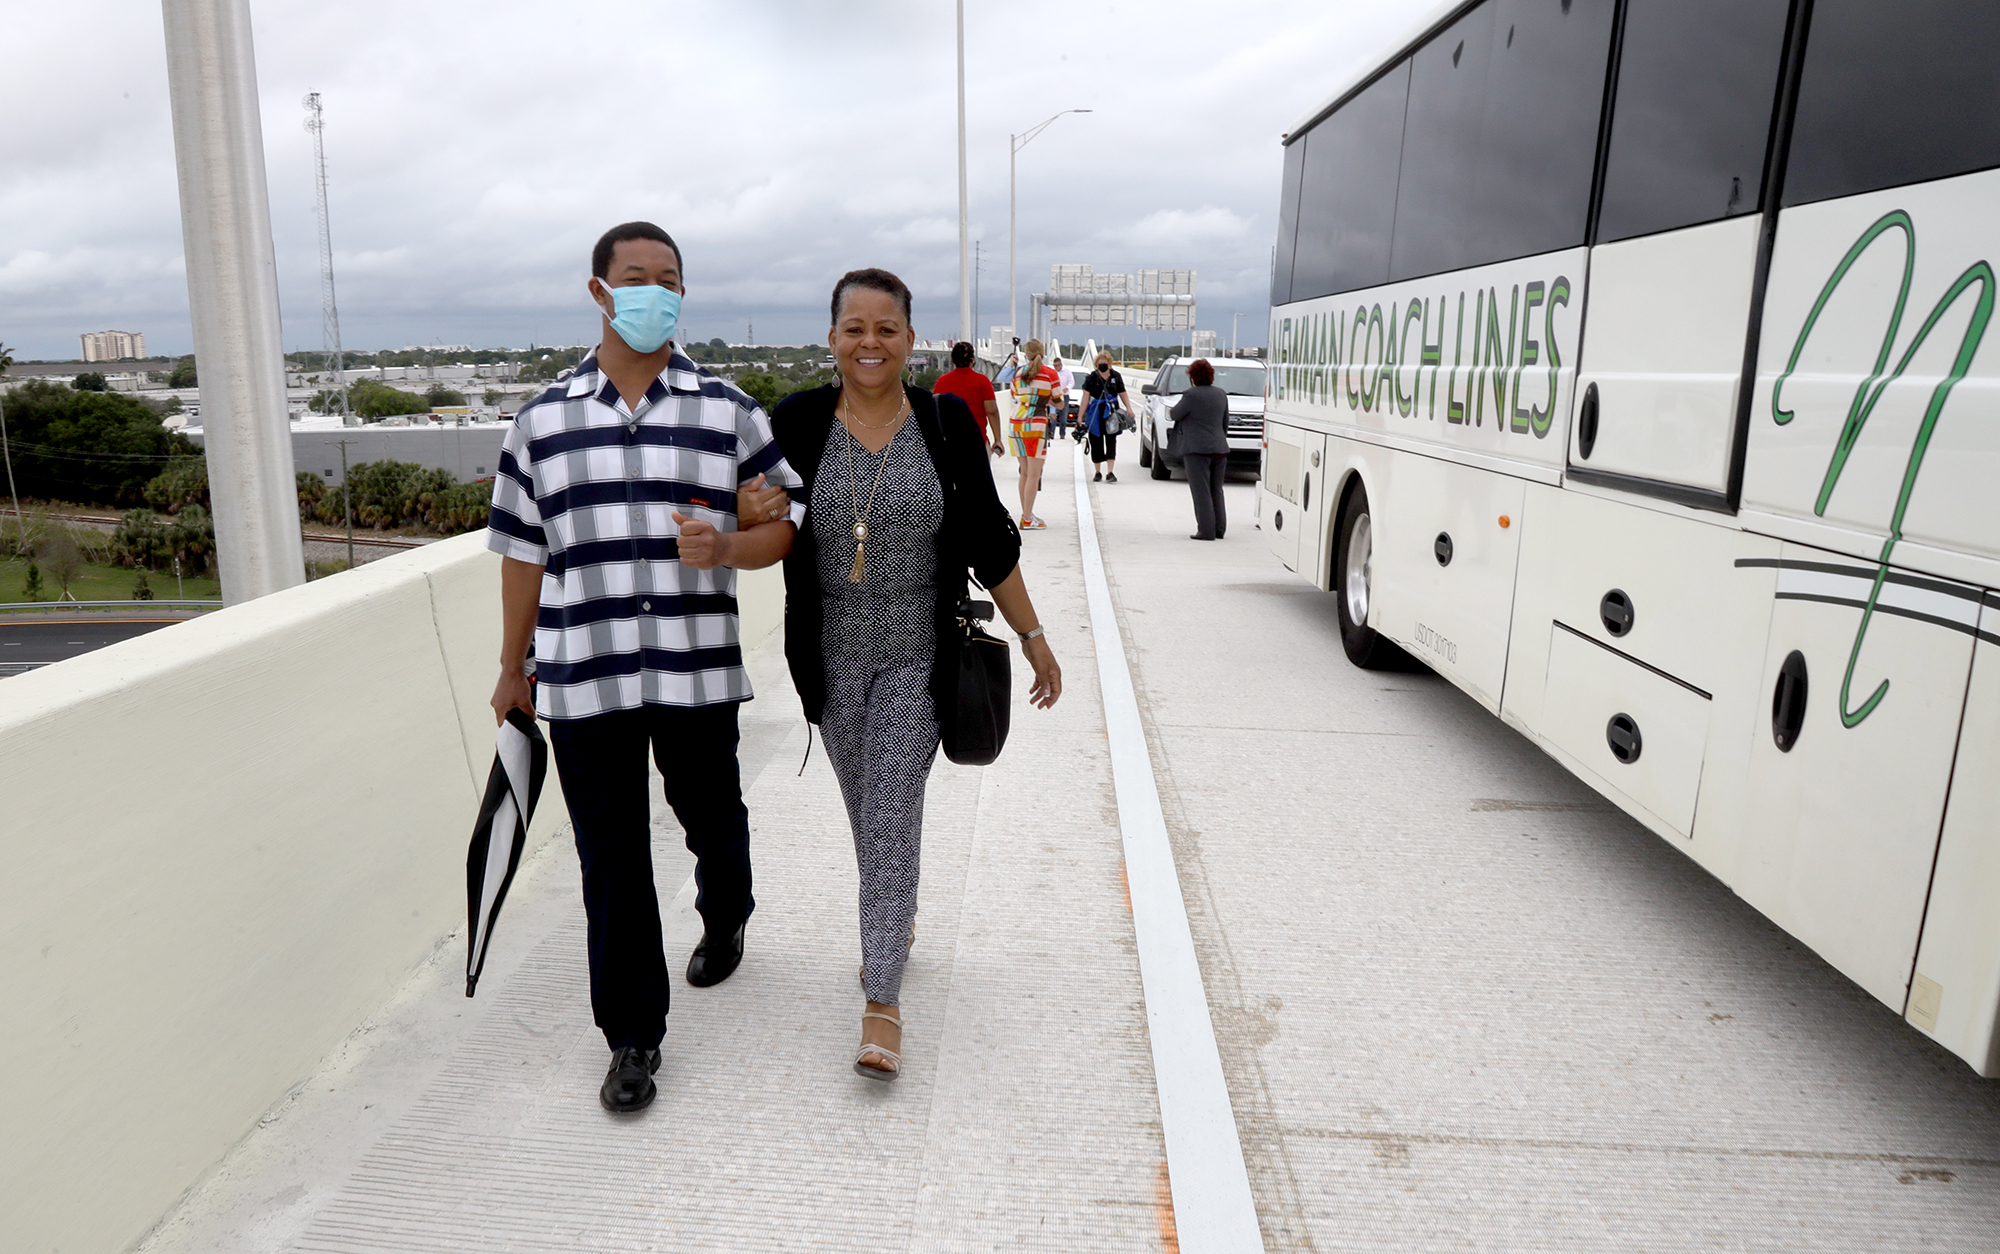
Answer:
[
  {"left": 1287, "top": 58, "right": 1408, "bottom": 302},
  {"left": 1389, "top": 0, "right": 1613, "bottom": 282},
  {"left": 1595, "top": 0, "right": 1793, "bottom": 243},
  {"left": 1390, "top": 1, "right": 1497, "bottom": 281},
  {"left": 1784, "top": 0, "right": 2000, "bottom": 206},
  {"left": 1465, "top": 0, "right": 1616, "bottom": 266},
  {"left": 1272, "top": 138, "right": 1306, "bottom": 306}
]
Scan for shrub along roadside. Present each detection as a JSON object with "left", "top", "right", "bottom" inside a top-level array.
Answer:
[{"left": 309, "top": 459, "right": 490, "bottom": 536}]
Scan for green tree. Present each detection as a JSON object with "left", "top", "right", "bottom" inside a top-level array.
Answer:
[
  {"left": 296, "top": 470, "right": 326, "bottom": 521},
  {"left": 168, "top": 358, "right": 197, "bottom": 388},
  {"left": 733, "top": 371, "right": 787, "bottom": 413},
  {"left": 348, "top": 379, "right": 428, "bottom": 420},
  {"left": 308, "top": 389, "right": 343, "bottom": 414},
  {"left": 482, "top": 388, "right": 503, "bottom": 407},
  {"left": 132, "top": 569, "right": 154, "bottom": 600},
  {"left": 112, "top": 509, "right": 173, "bottom": 569},
  {"left": 0, "top": 378, "right": 198, "bottom": 505},
  {"left": 72, "top": 371, "right": 108, "bottom": 392},
  {"left": 314, "top": 459, "right": 453, "bottom": 529},
  {"left": 167, "top": 504, "right": 215, "bottom": 575},
  {"left": 144, "top": 455, "right": 209, "bottom": 514},
  {"left": 22, "top": 562, "right": 41, "bottom": 600},
  {"left": 424, "top": 382, "right": 468, "bottom": 408},
  {"left": 425, "top": 479, "right": 492, "bottom": 535}
]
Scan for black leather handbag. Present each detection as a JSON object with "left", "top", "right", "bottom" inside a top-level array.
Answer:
[{"left": 940, "top": 598, "right": 1011, "bottom": 766}]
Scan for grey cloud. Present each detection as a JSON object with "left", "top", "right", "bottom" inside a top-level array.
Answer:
[{"left": 0, "top": 0, "right": 1428, "bottom": 359}]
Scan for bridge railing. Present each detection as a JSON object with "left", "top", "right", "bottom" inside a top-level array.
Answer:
[{"left": 0, "top": 532, "right": 779, "bottom": 1254}]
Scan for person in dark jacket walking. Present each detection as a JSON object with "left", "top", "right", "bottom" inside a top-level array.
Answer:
[
  {"left": 1170, "top": 358, "right": 1231, "bottom": 540},
  {"left": 758, "top": 268, "right": 1062, "bottom": 1083}
]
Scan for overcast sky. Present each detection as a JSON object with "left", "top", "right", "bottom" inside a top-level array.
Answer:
[{"left": 1, "top": 0, "right": 1431, "bottom": 360}]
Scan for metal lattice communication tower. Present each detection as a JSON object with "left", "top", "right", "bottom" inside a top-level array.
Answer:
[{"left": 302, "top": 92, "right": 350, "bottom": 420}]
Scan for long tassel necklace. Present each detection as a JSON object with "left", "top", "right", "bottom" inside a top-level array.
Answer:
[{"left": 843, "top": 391, "right": 910, "bottom": 583}]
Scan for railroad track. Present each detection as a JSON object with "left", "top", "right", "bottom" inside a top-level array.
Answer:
[{"left": 39, "top": 511, "right": 430, "bottom": 550}]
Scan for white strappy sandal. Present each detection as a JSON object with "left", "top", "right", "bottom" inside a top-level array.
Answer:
[{"left": 854, "top": 1010, "right": 903, "bottom": 1082}]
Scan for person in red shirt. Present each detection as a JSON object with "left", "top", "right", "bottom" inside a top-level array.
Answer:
[{"left": 930, "top": 341, "right": 1004, "bottom": 454}]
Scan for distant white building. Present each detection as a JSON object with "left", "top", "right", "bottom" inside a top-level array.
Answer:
[{"left": 80, "top": 330, "right": 146, "bottom": 361}]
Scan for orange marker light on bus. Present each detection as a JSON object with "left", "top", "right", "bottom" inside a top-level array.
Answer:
[{"left": 1498, "top": 515, "right": 1511, "bottom": 528}]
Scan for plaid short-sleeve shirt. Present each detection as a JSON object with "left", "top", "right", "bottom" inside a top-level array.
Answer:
[{"left": 486, "top": 346, "right": 805, "bottom": 720}]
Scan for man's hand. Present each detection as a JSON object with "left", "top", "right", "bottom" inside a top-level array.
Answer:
[
  {"left": 673, "top": 509, "right": 733, "bottom": 570},
  {"left": 735, "top": 474, "right": 789, "bottom": 528},
  {"left": 492, "top": 666, "right": 534, "bottom": 725}
]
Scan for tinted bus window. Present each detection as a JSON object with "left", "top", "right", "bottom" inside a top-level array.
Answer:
[
  {"left": 1288, "top": 59, "right": 1409, "bottom": 302},
  {"left": 1390, "top": 1, "right": 1497, "bottom": 281},
  {"left": 1785, "top": 0, "right": 2000, "bottom": 206},
  {"left": 1464, "top": 0, "right": 1615, "bottom": 265},
  {"left": 1272, "top": 139, "right": 1306, "bottom": 306},
  {"left": 1596, "top": 0, "right": 1792, "bottom": 242},
  {"left": 1389, "top": 0, "right": 1613, "bottom": 282}
]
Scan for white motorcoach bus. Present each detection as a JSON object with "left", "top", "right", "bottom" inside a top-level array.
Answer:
[{"left": 1263, "top": 0, "right": 2000, "bottom": 1074}]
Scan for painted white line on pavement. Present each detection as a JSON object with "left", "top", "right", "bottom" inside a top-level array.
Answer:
[{"left": 1072, "top": 447, "right": 1265, "bottom": 1252}]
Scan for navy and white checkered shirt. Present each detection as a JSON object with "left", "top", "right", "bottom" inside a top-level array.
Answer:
[{"left": 486, "top": 346, "right": 805, "bottom": 720}]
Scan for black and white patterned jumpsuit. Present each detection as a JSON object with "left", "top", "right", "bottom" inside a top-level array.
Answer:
[{"left": 813, "top": 421, "right": 943, "bottom": 1007}]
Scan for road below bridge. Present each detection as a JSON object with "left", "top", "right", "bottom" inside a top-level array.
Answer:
[
  {"left": 0, "top": 614, "right": 188, "bottom": 675},
  {"left": 136, "top": 444, "right": 2000, "bottom": 1252}
]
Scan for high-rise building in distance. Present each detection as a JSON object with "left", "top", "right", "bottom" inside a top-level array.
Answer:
[{"left": 80, "top": 330, "right": 146, "bottom": 361}]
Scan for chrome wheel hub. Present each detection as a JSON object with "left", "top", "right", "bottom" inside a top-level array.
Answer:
[{"left": 1344, "top": 513, "right": 1372, "bottom": 626}]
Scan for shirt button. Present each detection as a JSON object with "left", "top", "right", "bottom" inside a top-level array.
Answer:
[{"left": 641, "top": 600, "right": 651, "bottom": 611}]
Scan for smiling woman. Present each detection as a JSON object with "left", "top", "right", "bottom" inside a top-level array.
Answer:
[{"left": 766, "top": 268, "right": 1061, "bottom": 1086}]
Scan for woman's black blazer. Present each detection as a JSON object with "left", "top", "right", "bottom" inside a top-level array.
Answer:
[{"left": 769, "top": 384, "right": 1021, "bottom": 726}]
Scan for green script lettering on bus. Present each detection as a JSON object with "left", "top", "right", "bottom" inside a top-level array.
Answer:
[
  {"left": 1770, "top": 208, "right": 1995, "bottom": 730},
  {"left": 1274, "top": 276, "right": 1572, "bottom": 438}
]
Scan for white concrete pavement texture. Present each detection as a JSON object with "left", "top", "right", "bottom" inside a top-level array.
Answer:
[
  {"left": 1087, "top": 452, "right": 2000, "bottom": 1248},
  {"left": 136, "top": 447, "right": 1180, "bottom": 1253}
]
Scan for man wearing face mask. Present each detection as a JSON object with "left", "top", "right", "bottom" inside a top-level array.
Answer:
[{"left": 486, "top": 221, "right": 804, "bottom": 1114}]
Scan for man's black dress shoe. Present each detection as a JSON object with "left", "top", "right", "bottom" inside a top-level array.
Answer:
[
  {"left": 686, "top": 922, "right": 746, "bottom": 987},
  {"left": 600, "top": 1046, "right": 660, "bottom": 1114}
]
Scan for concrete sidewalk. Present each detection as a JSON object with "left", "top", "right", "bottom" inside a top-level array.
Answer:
[
  {"left": 137, "top": 447, "right": 1177, "bottom": 1253},
  {"left": 1087, "top": 452, "right": 2000, "bottom": 1250}
]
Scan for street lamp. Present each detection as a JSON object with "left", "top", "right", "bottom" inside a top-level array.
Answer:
[
  {"left": 955, "top": 0, "right": 970, "bottom": 344},
  {"left": 1010, "top": 109, "right": 1091, "bottom": 346}
]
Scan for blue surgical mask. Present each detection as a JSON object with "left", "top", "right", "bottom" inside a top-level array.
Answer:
[{"left": 596, "top": 280, "right": 681, "bottom": 353}]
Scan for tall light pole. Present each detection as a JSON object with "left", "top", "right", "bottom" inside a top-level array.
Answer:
[
  {"left": 955, "top": 0, "right": 971, "bottom": 345},
  {"left": 1010, "top": 109, "right": 1090, "bottom": 345},
  {"left": 162, "top": 0, "right": 304, "bottom": 603}
]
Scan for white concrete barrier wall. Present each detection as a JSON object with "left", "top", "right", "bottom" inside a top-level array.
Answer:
[{"left": 0, "top": 533, "right": 783, "bottom": 1254}]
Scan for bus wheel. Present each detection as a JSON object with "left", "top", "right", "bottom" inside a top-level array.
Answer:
[{"left": 1334, "top": 485, "right": 1398, "bottom": 669}]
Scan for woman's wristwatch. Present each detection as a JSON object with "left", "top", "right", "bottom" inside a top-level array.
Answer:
[{"left": 1018, "top": 624, "right": 1046, "bottom": 644}]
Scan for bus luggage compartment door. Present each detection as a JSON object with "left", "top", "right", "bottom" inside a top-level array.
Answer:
[
  {"left": 1904, "top": 594, "right": 2000, "bottom": 1074},
  {"left": 1733, "top": 545, "right": 1978, "bottom": 1013},
  {"left": 1537, "top": 624, "right": 1711, "bottom": 840}
]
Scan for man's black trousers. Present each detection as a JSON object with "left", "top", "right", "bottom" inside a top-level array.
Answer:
[{"left": 548, "top": 700, "right": 753, "bottom": 1051}]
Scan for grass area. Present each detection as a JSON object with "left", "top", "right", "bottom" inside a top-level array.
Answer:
[{"left": 0, "top": 556, "right": 222, "bottom": 605}]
